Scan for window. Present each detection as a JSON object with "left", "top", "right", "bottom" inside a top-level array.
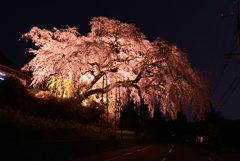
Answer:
[{"left": 0, "top": 72, "right": 6, "bottom": 81}]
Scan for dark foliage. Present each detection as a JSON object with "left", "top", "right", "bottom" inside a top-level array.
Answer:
[
  {"left": 119, "top": 103, "right": 159, "bottom": 137},
  {"left": 194, "top": 107, "right": 240, "bottom": 151},
  {"left": 119, "top": 103, "right": 140, "bottom": 132},
  {"left": 0, "top": 76, "right": 37, "bottom": 114},
  {"left": 0, "top": 76, "right": 102, "bottom": 125},
  {"left": 150, "top": 108, "right": 168, "bottom": 142}
]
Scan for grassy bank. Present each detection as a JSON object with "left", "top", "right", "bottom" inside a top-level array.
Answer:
[{"left": 0, "top": 108, "right": 134, "bottom": 142}]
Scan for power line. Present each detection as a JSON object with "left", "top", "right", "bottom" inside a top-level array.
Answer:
[
  {"left": 211, "top": 20, "right": 237, "bottom": 95},
  {"left": 210, "top": 1, "right": 236, "bottom": 73},
  {"left": 213, "top": 2, "right": 240, "bottom": 95},
  {"left": 220, "top": 79, "right": 240, "bottom": 109},
  {"left": 215, "top": 1, "right": 240, "bottom": 112},
  {"left": 212, "top": 56, "right": 230, "bottom": 94},
  {"left": 212, "top": 41, "right": 236, "bottom": 95},
  {"left": 211, "top": 20, "right": 234, "bottom": 74},
  {"left": 218, "top": 77, "right": 238, "bottom": 104}
]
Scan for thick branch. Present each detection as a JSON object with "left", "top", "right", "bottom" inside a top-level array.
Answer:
[
  {"left": 134, "top": 72, "right": 142, "bottom": 83},
  {"left": 84, "top": 76, "right": 141, "bottom": 98},
  {"left": 82, "top": 66, "right": 118, "bottom": 93},
  {"left": 82, "top": 72, "right": 104, "bottom": 93}
]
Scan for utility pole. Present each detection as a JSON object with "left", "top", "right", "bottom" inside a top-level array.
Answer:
[{"left": 221, "top": 1, "right": 240, "bottom": 60}]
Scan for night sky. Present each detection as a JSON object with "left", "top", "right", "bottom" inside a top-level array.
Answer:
[{"left": 1, "top": 0, "right": 239, "bottom": 120}]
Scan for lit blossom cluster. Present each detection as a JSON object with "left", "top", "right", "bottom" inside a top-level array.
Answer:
[{"left": 21, "top": 16, "right": 213, "bottom": 119}]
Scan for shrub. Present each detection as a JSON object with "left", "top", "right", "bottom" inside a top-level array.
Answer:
[
  {"left": 35, "top": 97, "right": 102, "bottom": 125},
  {"left": 0, "top": 107, "right": 134, "bottom": 142},
  {"left": 0, "top": 76, "right": 37, "bottom": 114}
]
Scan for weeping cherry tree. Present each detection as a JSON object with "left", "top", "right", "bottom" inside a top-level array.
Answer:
[{"left": 21, "top": 16, "right": 214, "bottom": 119}]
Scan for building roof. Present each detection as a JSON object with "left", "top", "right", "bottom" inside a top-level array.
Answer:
[{"left": 0, "top": 51, "right": 31, "bottom": 81}]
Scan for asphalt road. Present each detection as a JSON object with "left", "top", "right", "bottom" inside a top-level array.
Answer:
[{"left": 75, "top": 143, "right": 225, "bottom": 161}]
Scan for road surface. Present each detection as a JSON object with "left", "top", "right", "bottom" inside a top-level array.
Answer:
[{"left": 75, "top": 143, "right": 225, "bottom": 161}]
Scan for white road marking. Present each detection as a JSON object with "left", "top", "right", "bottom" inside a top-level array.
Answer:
[
  {"left": 136, "top": 146, "right": 151, "bottom": 152},
  {"left": 104, "top": 146, "right": 151, "bottom": 161},
  {"left": 169, "top": 148, "right": 172, "bottom": 153},
  {"left": 208, "top": 158, "right": 213, "bottom": 161},
  {"left": 104, "top": 153, "right": 133, "bottom": 161},
  {"left": 162, "top": 157, "right": 167, "bottom": 161}
]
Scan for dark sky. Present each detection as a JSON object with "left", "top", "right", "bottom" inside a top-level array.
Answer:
[{"left": 1, "top": 0, "right": 239, "bottom": 120}]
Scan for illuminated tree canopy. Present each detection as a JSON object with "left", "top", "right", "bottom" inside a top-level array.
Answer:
[{"left": 21, "top": 16, "right": 214, "bottom": 119}]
